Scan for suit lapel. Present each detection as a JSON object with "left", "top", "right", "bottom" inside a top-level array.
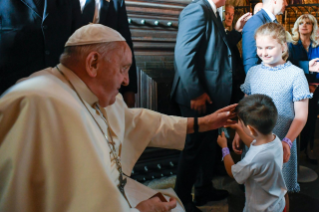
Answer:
[
  {"left": 21, "top": 0, "right": 42, "bottom": 18},
  {"left": 202, "top": 0, "right": 230, "bottom": 49},
  {"left": 99, "top": 0, "right": 110, "bottom": 24},
  {"left": 82, "top": 0, "right": 96, "bottom": 24},
  {"left": 43, "top": 0, "right": 57, "bottom": 21},
  {"left": 260, "top": 9, "right": 273, "bottom": 23}
]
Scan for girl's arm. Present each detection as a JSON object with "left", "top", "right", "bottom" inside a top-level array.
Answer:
[{"left": 283, "top": 99, "right": 309, "bottom": 163}]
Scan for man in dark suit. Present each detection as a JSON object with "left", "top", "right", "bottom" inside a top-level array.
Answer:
[
  {"left": 242, "top": 0, "right": 287, "bottom": 73},
  {"left": 223, "top": 4, "right": 246, "bottom": 103},
  {"left": 0, "top": 0, "right": 82, "bottom": 95},
  {"left": 81, "top": 0, "right": 137, "bottom": 107},
  {"left": 171, "top": 0, "right": 250, "bottom": 211}
]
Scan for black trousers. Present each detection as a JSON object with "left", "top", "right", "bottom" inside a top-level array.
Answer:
[
  {"left": 174, "top": 104, "right": 218, "bottom": 204},
  {"left": 301, "top": 87, "right": 319, "bottom": 151}
]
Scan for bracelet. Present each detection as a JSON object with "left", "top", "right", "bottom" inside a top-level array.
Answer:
[
  {"left": 282, "top": 137, "right": 293, "bottom": 149},
  {"left": 194, "top": 116, "right": 198, "bottom": 133},
  {"left": 222, "top": 147, "right": 230, "bottom": 160}
]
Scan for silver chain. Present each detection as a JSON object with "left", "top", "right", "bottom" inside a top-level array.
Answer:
[
  {"left": 94, "top": 103, "right": 127, "bottom": 196},
  {"left": 56, "top": 66, "right": 129, "bottom": 203}
]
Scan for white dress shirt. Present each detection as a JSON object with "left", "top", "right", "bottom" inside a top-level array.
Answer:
[
  {"left": 262, "top": 8, "right": 277, "bottom": 22},
  {"left": 207, "top": 0, "right": 217, "bottom": 17}
]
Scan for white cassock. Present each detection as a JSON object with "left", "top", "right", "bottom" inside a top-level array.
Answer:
[{"left": 0, "top": 64, "right": 187, "bottom": 212}]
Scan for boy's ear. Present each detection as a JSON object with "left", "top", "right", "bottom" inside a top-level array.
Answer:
[{"left": 247, "top": 125, "right": 258, "bottom": 136}]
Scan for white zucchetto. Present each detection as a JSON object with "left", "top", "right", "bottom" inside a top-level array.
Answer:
[{"left": 65, "top": 24, "right": 126, "bottom": 47}]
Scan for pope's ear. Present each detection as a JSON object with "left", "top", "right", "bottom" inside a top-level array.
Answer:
[{"left": 85, "top": 52, "right": 100, "bottom": 77}]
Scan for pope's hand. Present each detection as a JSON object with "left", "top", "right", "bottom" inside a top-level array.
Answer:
[
  {"left": 135, "top": 197, "right": 177, "bottom": 212},
  {"left": 203, "top": 103, "right": 238, "bottom": 131}
]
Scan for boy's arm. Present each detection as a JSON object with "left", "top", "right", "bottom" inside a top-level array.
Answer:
[
  {"left": 234, "top": 124, "right": 254, "bottom": 147},
  {"left": 217, "top": 132, "right": 235, "bottom": 178},
  {"left": 223, "top": 154, "right": 235, "bottom": 178},
  {"left": 228, "top": 122, "right": 254, "bottom": 148}
]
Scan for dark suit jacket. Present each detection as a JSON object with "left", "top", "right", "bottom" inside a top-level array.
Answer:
[
  {"left": 288, "top": 41, "right": 319, "bottom": 83},
  {"left": 81, "top": 0, "right": 137, "bottom": 93},
  {"left": 226, "top": 30, "right": 245, "bottom": 82},
  {"left": 242, "top": 9, "right": 272, "bottom": 74},
  {"left": 0, "top": 0, "right": 81, "bottom": 95},
  {"left": 226, "top": 30, "right": 245, "bottom": 103},
  {"left": 171, "top": 0, "right": 233, "bottom": 110}
]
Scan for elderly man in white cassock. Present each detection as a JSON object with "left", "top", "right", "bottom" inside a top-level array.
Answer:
[{"left": 0, "top": 24, "right": 237, "bottom": 212}]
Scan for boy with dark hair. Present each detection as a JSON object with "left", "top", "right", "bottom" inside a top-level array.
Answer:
[{"left": 217, "top": 94, "right": 287, "bottom": 212}]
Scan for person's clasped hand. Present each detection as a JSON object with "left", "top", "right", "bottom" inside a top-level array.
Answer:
[
  {"left": 135, "top": 197, "right": 177, "bottom": 212},
  {"left": 309, "top": 58, "right": 319, "bottom": 72},
  {"left": 190, "top": 93, "right": 212, "bottom": 114}
]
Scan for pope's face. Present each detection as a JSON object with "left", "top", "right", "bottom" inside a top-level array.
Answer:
[
  {"left": 224, "top": 7, "right": 234, "bottom": 28},
  {"left": 97, "top": 42, "right": 132, "bottom": 107}
]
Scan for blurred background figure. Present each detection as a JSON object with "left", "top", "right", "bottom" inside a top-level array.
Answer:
[
  {"left": 80, "top": 0, "right": 137, "bottom": 107},
  {"left": 254, "top": 2, "right": 263, "bottom": 15},
  {"left": 223, "top": 5, "right": 246, "bottom": 104},
  {"left": 288, "top": 14, "right": 319, "bottom": 164},
  {"left": 0, "top": 0, "right": 82, "bottom": 95},
  {"left": 224, "top": 4, "right": 235, "bottom": 31}
]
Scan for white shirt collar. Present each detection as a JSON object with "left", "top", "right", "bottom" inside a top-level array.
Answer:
[
  {"left": 79, "top": 0, "right": 86, "bottom": 11},
  {"left": 207, "top": 0, "right": 217, "bottom": 16},
  {"left": 57, "top": 64, "right": 99, "bottom": 106},
  {"left": 262, "top": 8, "right": 276, "bottom": 22},
  {"left": 79, "top": 0, "right": 101, "bottom": 24}
]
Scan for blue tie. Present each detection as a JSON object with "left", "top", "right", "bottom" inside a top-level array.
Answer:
[{"left": 82, "top": 0, "right": 96, "bottom": 25}]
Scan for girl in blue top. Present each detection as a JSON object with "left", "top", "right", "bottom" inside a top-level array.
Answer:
[{"left": 240, "top": 22, "right": 312, "bottom": 212}]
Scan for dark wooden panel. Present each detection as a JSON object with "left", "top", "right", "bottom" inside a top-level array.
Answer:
[
  {"left": 127, "top": 0, "right": 190, "bottom": 109},
  {"left": 126, "top": 0, "right": 191, "bottom": 182}
]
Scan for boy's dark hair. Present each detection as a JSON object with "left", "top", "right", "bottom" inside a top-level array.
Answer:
[{"left": 237, "top": 94, "right": 278, "bottom": 135}]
